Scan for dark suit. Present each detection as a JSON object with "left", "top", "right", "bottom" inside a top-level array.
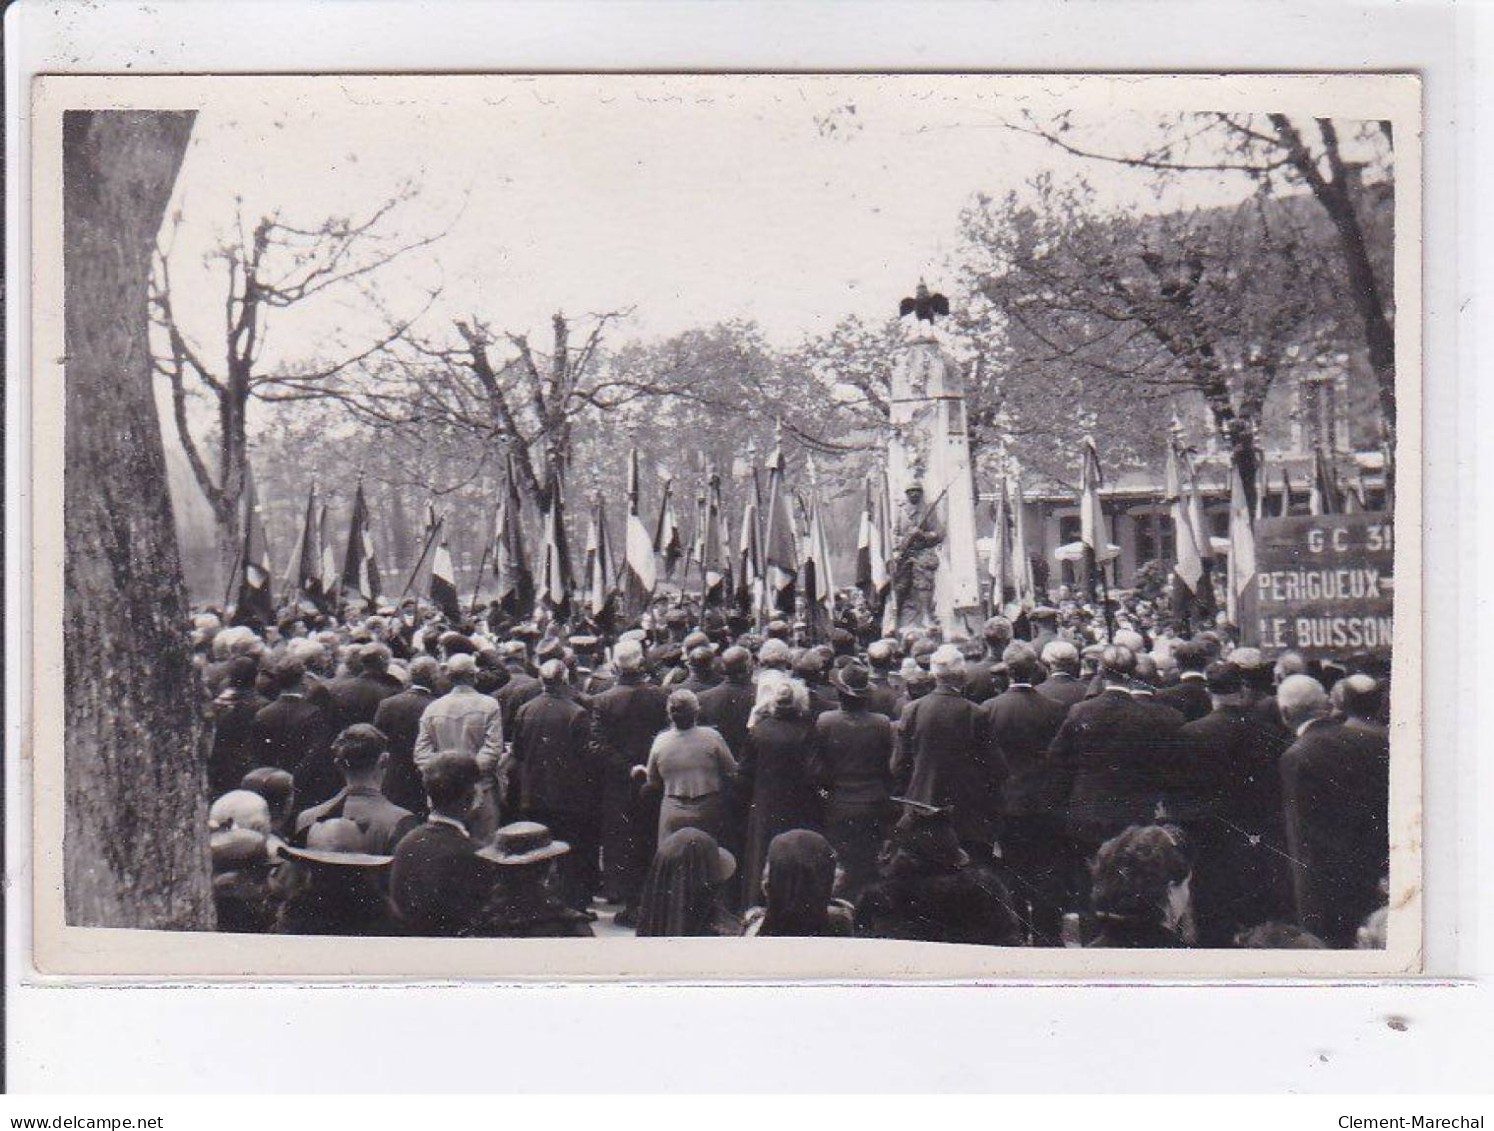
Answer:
[
  {"left": 1158, "top": 674, "right": 1212, "bottom": 723},
  {"left": 1049, "top": 687, "right": 1186, "bottom": 850},
  {"left": 325, "top": 672, "right": 400, "bottom": 732},
  {"left": 863, "top": 675, "right": 904, "bottom": 721},
  {"left": 1035, "top": 671, "right": 1087, "bottom": 710},
  {"left": 696, "top": 675, "right": 757, "bottom": 864},
  {"left": 494, "top": 665, "right": 542, "bottom": 733},
  {"left": 590, "top": 673, "right": 669, "bottom": 906},
  {"left": 372, "top": 685, "right": 437, "bottom": 815},
  {"left": 982, "top": 685, "right": 1071, "bottom": 942},
  {"left": 1176, "top": 705, "right": 1293, "bottom": 945},
  {"left": 894, "top": 685, "right": 1001, "bottom": 851},
  {"left": 963, "top": 656, "right": 1006, "bottom": 705},
  {"left": 511, "top": 690, "right": 601, "bottom": 907},
  {"left": 1280, "top": 718, "right": 1389, "bottom": 947},
  {"left": 811, "top": 706, "right": 896, "bottom": 900},
  {"left": 390, "top": 818, "right": 495, "bottom": 936},
  {"left": 207, "top": 687, "right": 269, "bottom": 795},
  {"left": 294, "top": 784, "right": 420, "bottom": 855},
  {"left": 248, "top": 692, "right": 337, "bottom": 805}
]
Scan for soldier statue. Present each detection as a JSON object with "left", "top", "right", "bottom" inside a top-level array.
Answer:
[{"left": 892, "top": 481, "right": 944, "bottom": 632}]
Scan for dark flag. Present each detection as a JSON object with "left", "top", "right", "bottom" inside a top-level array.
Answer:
[
  {"left": 429, "top": 521, "right": 461, "bottom": 621},
  {"left": 801, "top": 468, "right": 836, "bottom": 640},
  {"left": 231, "top": 468, "right": 275, "bottom": 627},
  {"left": 762, "top": 427, "right": 797, "bottom": 617},
  {"left": 585, "top": 494, "right": 618, "bottom": 628},
  {"left": 537, "top": 467, "right": 574, "bottom": 622},
  {"left": 621, "top": 448, "right": 657, "bottom": 620},
  {"left": 702, "top": 469, "right": 731, "bottom": 607},
  {"left": 493, "top": 455, "right": 535, "bottom": 619},
  {"left": 341, "top": 477, "right": 383, "bottom": 609},
  {"left": 316, "top": 503, "right": 338, "bottom": 602},
  {"left": 653, "top": 477, "right": 683, "bottom": 580},
  {"left": 282, "top": 483, "right": 327, "bottom": 611},
  {"left": 736, "top": 496, "right": 762, "bottom": 618}
]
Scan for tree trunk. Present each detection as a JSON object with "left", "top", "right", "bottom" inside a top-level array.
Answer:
[{"left": 63, "top": 110, "right": 214, "bottom": 929}]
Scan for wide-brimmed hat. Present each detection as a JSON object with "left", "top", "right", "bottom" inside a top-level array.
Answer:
[
  {"left": 890, "top": 798, "right": 970, "bottom": 869},
  {"left": 277, "top": 818, "right": 393, "bottom": 869},
  {"left": 477, "top": 821, "right": 571, "bottom": 866},
  {"left": 829, "top": 662, "right": 872, "bottom": 700}
]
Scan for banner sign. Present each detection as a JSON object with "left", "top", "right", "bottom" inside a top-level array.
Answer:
[{"left": 1251, "top": 513, "right": 1394, "bottom": 658}]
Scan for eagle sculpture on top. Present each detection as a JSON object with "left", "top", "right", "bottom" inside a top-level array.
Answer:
[{"left": 899, "top": 281, "right": 950, "bottom": 323}]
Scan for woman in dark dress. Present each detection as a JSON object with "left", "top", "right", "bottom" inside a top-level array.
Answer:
[
  {"left": 739, "top": 675, "right": 823, "bottom": 910},
  {"left": 636, "top": 828, "right": 741, "bottom": 937},
  {"left": 742, "top": 829, "right": 854, "bottom": 937},
  {"left": 1085, "top": 824, "right": 1193, "bottom": 949}
]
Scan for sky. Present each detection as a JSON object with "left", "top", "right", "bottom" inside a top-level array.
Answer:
[{"left": 157, "top": 74, "right": 1278, "bottom": 378}]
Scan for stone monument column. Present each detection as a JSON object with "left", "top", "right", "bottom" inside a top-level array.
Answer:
[{"left": 886, "top": 285, "right": 983, "bottom": 637}]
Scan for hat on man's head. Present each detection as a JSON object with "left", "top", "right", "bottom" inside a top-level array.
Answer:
[
  {"left": 904, "top": 481, "right": 925, "bottom": 495},
  {"left": 446, "top": 652, "right": 478, "bottom": 679},
  {"left": 278, "top": 818, "right": 394, "bottom": 869},
  {"left": 477, "top": 821, "right": 571, "bottom": 866},
  {"left": 1031, "top": 605, "right": 1059, "bottom": 622},
  {"left": 830, "top": 662, "right": 872, "bottom": 700},
  {"left": 890, "top": 798, "right": 970, "bottom": 869},
  {"left": 1205, "top": 661, "right": 1245, "bottom": 695},
  {"left": 682, "top": 631, "right": 713, "bottom": 653}
]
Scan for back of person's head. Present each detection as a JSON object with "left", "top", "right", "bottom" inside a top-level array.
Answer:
[
  {"left": 1235, "top": 921, "right": 1328, "bottom": 949},
  {"left": 209, "top": 789, "right": 271, "bottom": 835},
  {"left": 275, "top": 656, "right": 307, "bottom": 691},
  {"left": 759, "top": 638, "right": 792, "bottom": 669},
  {"left": 360, "top": 642, "right": 392, "bottom": 673},
  {"left": 422, "top": 752, "right": 481, "bottom": 813},
  {"left": 332, "top": 723, "right": 388, "bottom": 773},
  {"left": 667, "top": 688, "right": 699, "bottom": 729},
  {"left": 225, "top": 655, "right": 259, "bottom": 690},
  {"left": 1132, "top": 653, "right": 1159, "bottom": 688},
  {"left": 408, "top": 655, "right": 441, "bottom": 689},
  {"left": 1007, "top": 652, "right": 1044, "bottom": 686},
  {"left": 1001, "top": 640, "right": 1036, "bottom": 666},
  {"left": 1090, "top": 824, "right": 1190, "bottom": 921},
  {"left": 866, "top": 639, "right": 897, "bottom": 672},
  {"left": 1042, "top": 639, "right": 1080, "bottom": 675},
  {"left": 1332, "top": 673, "right": 1383, "bottom": 721},
  {"left": 240, "top": 767, "right": 295, "bottom": 820},
  {"left": 1100, "top": 644, "right": 1136, "bottom": 682},
  {"left": 614, "top": 639, "right": 645, "bottom": 673},
  {"left": 1274, "top": 650, "right": 1308, "bottom": 684},
  {"left": 539, "top": 658, "right": 568, "bottom": 688},
  {"left": 792, "top": 649, "right": 825, "bottom": 682},
  {"left": 1204, "top": 660, "right": 1245, "bottom": 700},
  {"left": 1277, "top": 673, "right": 1330, "bottom": 730},
  {"left": 1113, "top": 628, "right": 1146, "bottom": 654},
  {"left": 982, "top": 616, "right": 1013, "bottom": 651},
  {"left": 687, "top": 646, "right": 715, "bottom": 675},
  {"left": 720, "top": 645, "right": 752, "bottom": 679},
  {"left": 929, "top": 644, "right": 965, "bottom": 683},
  {"left": 446, "top": 652, "right": 478, "bottom": 684},
  {"left": 1173, "top": 640, "right": 1209, "bottom": 673}
]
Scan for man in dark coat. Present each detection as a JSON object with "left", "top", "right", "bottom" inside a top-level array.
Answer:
[
  {"left": 811, "top": 662, "right": 897, "bottom": 902},
  {"left": 863, "top": 640, "right": 905, "bottom": 720},
  {"left": 1048, "top": 645, "right": 1186, "bottom": 859},
  {"left": 589, "top": 640, "right": 669, "bottom": 922},
  {"left": 208, "top": 655, "right": 270, "bottom": 796},
  {"left": 1174, "top": 661, "right": 1293, "bottom": 946},
  {"left": 510, "top": 660, "right": 601, "bottom": 912},
  {"left": 963, "top": 616, "right": 1013, "bottom": 704},
  {"left": 893, "top": 645, "right": 1002, "bottom": 858},
  {"left": 324, "top": 643, "right": 402, "bottom": 732},
  {"left": 249, "top": 657, "right": 338, "bottom": 807},
  {"left": 494, "top": 641, "right": 542, "bottom": 732},
  {"left": 371, "top": 655, "right": 441, "bottom": 816},
  {"left": 389, "top": 752, "right": 496, "bottom": 936},
  {"left": 1277, "top": 674, "right": 1389, "bottom": 947},
  {"left": 981, "top": 650, "right": 1071, "bottom": 944},
  {"left": 678, "top": 645, "right": 722, "bottom": 695},
  {"left": 1034, "top": 640, "right": 1087, "bottom": 709},
  {"left": 1157, "top": 640, "right": 1212, "bottom": 722},
  {"left": 293, "top": 723, "right": 420, "bottom": 855}
]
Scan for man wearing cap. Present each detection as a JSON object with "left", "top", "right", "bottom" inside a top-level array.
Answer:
[
  {"left": 793, "top": 649, "right": 839, "bottom": 720},
  {"left": 980, "top": 649, "right": 1071, "bottom": 944},
  {"left": 893, "top": 645, "right": 1002, "bottom": 859},
  {"left": 1028, "top": 606, "right": 1060, "bottom": 655},
  {"left": 1176, "top": 661, "right": 1292, "bottom": 946},
  {"left": 1035, "top": 640, "right": 1085, "bottom": 710},
  {"left": 292, "top": 723, "right": 420, "bottom": 856},
  {"left": 470, "top": 822, "right": 596, "bottom": 937},
  {"left": 862, "top": 640, "right": 905, "bottom": 719},
  {"left": 589, "top": 639, "right": 670, "bottom": 922},
  {"left": 390, "top": 753, "right": 497, "bottom": 937},
  {"left": 372, "top": 655, "right": 442, "bottom": 815},
  {"left": 1158, "top": 640, "right": 1212, "bottom": 722},
  {"left": 1278, "top": 673, "right": 1389, "bottom": 947},
  {"left": 414, "top": 652, "right": 504, "bottom": 840},
  {"left": 964, "top": 617, "right": 1013, "bottom": 704},
  {"left": 678, "top": 644, "right": 722, "bottom": 695},
  {"left": 510, "top": 660, "right": 601, "bottom": 913},
  {"left": 812, "top": 662, "right": 896, "bottom": 901},
  {"left": 494, "top": 640, "right": 542, "bottom": 733}
]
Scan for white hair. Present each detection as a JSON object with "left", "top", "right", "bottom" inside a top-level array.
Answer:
[
  {"left": 749, "top": 670, "right": 808, "bottom": 728},
  {"left": 614, "top": 639, "right": 645, "bottom": 671},
  {"left": 929, "top": 644, "right": 966, "bottom": 679},
  {"left": 208, "top": 789, "right": 271, "bottom": 835},
  {"left": 1277, "top": 673, "right": 1329, "bottom": 729},
  {"left": 1113, "top": 629, "right": 1146, "bottom": 653}
]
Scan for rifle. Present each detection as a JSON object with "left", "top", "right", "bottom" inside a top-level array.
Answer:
[{"left": 891, "top": 483, "right": 951, "bottom": 572}]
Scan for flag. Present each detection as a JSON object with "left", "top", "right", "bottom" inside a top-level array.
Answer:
[
  {"left": 801, "top": 489, "right": 836, "bottom": 637},
  {"left": 429, "top": 521, "right": 461, "bottom": 621},
  {"left": 584, "top": 494, "right": 618, "bottom": 621},
  {"left": 1010, "top": 470, "right": 1034, "bottom": 609},
  {"left": 653, "top": 479, "right": 683, "bottom": 579},
  {"left": 701, "top": 470, "right": 731, "bottom": 607},
  {"left": 493, "top": 455, "right": 535, "bottom": 619},
  {"left": 736, "top": 498, "right": 762, "bottom": 616},
  {"left": 317, "top": 504, "right": 337, "bottom": 601},
  {"left": 341, "top": 478, "right": 382, "bottom": 606},
  {"left": 621, "top": 448, "right": 657, "bottom": 619},
  {"left": 1079, "top": 437, "right": 1106, "bottom": 602},
  {"left": 1226, "top": 462, "right": 1257, "bottom": 629},
  {"left": 856, "top": 475, "right": 889, "bottom": 605},
  {"left": 1311, "top": 446, "right": 1343, "bottom": 516},
  {"left": 536, "top": 468, "right": 574, "bottom": 621},
  {"left": 1165, "top": 441, "right": 1205, "bottom": 595},
  {"left": 282, "top": 483, "right": 327, "bottom": 611},
  {"left": 762, "top": 427, "right": 798, "bottom": 616},
  {"left": 231, "top": 468, "right": 275, "bottom": 626}
]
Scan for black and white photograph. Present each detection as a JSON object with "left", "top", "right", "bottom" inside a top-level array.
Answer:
[{"left": 31, "top": 72, "right": 1421, "bottom": 977}]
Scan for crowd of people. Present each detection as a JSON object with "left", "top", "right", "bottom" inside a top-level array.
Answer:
[{"left": 197, "top": 591, "right": 1392, "bottom": 949}]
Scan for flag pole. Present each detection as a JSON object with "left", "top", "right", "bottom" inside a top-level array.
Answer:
[
  {"left": 398, "top": 514, "right": 442, "bottom": 603},
  {"left": 469, "top": 509, "right": 495, "bottom": 615}
]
